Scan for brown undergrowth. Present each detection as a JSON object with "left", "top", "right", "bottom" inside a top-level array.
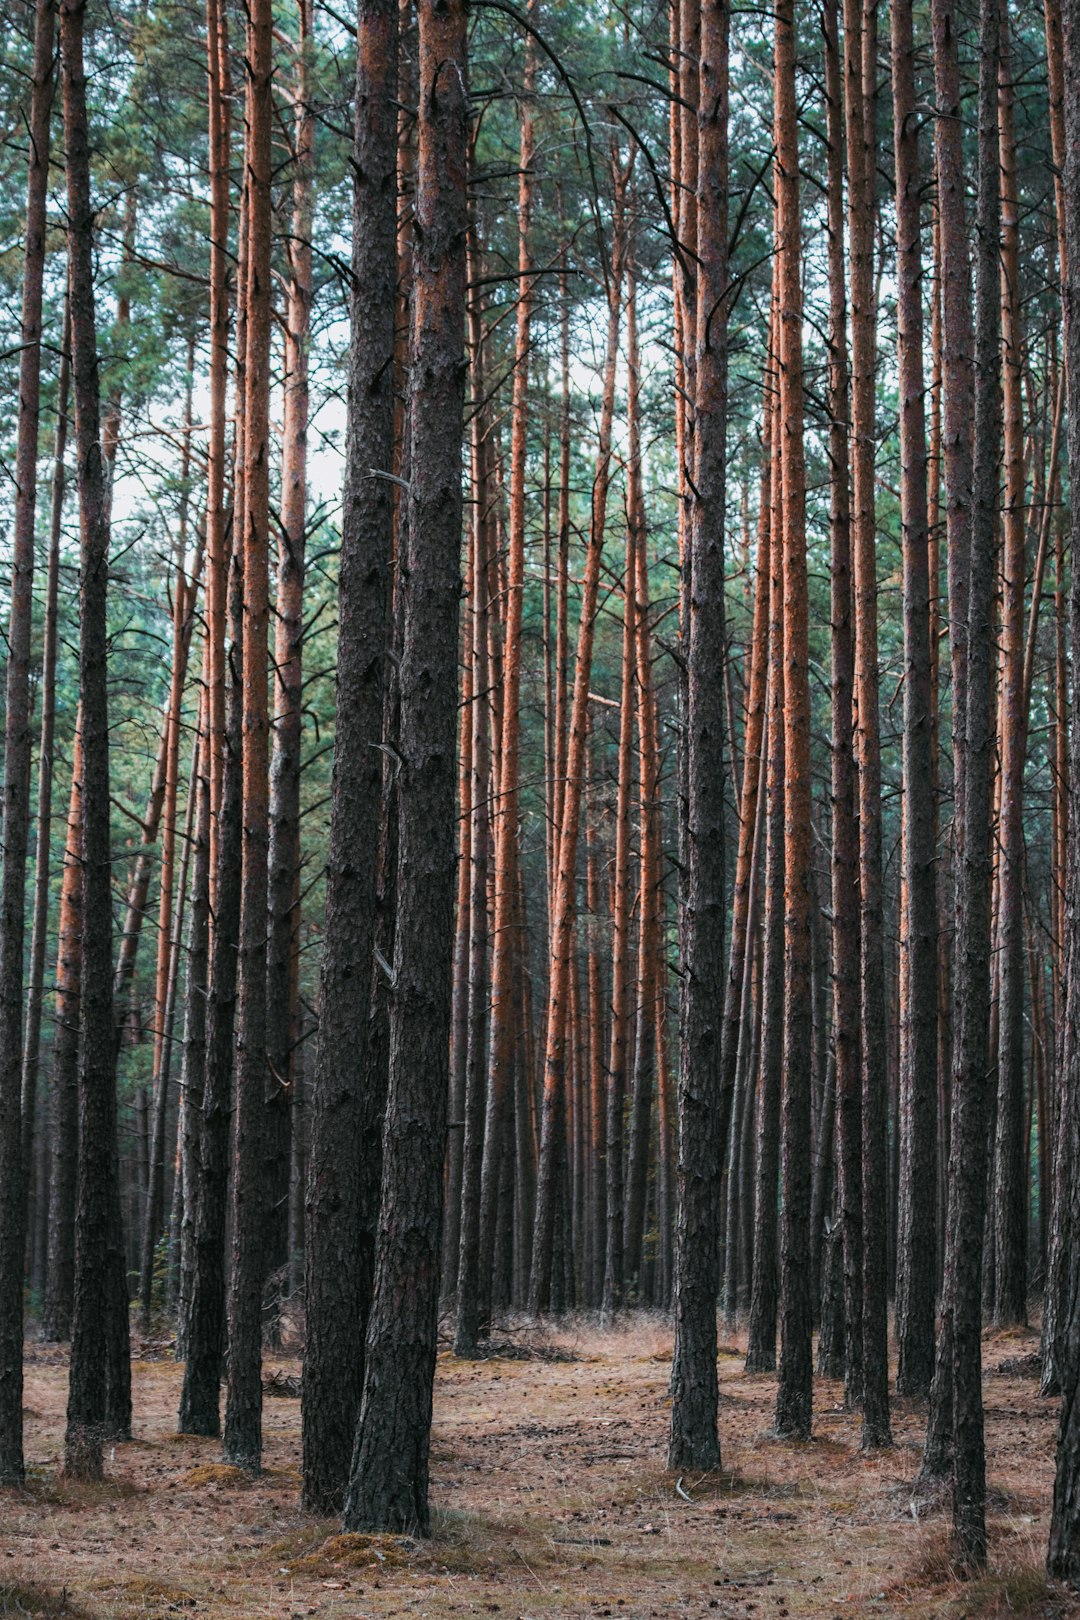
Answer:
[{"left": 1, "top": 1321, "right": 1074, "bottom": 1619}]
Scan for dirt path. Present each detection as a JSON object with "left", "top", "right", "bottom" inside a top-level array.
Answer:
[{"left": 1, "top": 1321, "right": 1073, "bottom": 1619}]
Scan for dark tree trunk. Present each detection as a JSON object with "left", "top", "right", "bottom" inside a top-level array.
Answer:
[
  {"left": 342, "top": 0, "right": 467, "bottom": 1533},
  {"left": 453, "top": 272, "right": 494, "bottom": 1355},
  {"left": 667, "top": 0, "right": 729, "bottom": 1471},
  {"left": 920, "top": 0, "right": 977, "bottom": 1482},
  {"left": 845, "top": 0, "right": 892, "bottom": 1454},
  {"left": 62, "top": 0, "right": 127, "bottom": 1478},
  {"left": 177, "top": 0, "right": 240, "bottom": 1442},
  {"left": 23, "top": 297, "right": 70, "bottom": 1335},
  {"left": 299, "top": 0, "right": 396, "bottom": 1512},
  {"left": 746, "top": 326, "right": 784, "bottom": 1376},
  {"left": 990, "top": 5, "right": 1029, "bottom": 1331},
  {"left": 0, "top": 0, "right": 55, "bottom": 1485},
  {"left": 264, "top": 0, "right": 314, "bottom": 1329},
  {"left": 42, "top": 735, "right": 83, "bottom": 1345},
  {"left": 942, "top": 0, "right": 1001, "bottom": 1564},
  {"left": 177, "top": 690, "right": 211, "bottom": 1358},
  {"left": 822, "top": 0, "right": 862, "bottom": 1407},
  {"left": 1046, "top": 0, "right": 1080, "bottom": 1579},
  {"left": 773, "top": 0, "right": 813, "bottom": 1442},
  {"left": 891, "top": 0, "right": 938, "bottom": 1397}
]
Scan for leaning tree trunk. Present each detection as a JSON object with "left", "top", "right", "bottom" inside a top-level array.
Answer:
[{"left": 342, "top": 0, "right": 468, "bottom": 1535}]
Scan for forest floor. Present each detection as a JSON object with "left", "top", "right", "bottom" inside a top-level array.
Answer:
[{"left": 2, "top": 1319, "right": 1076, "bottom": 1620}]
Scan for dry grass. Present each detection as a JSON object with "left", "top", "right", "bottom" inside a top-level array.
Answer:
[{"left": 0, "top": 1323, "right": 1073, "bottom": 1618}]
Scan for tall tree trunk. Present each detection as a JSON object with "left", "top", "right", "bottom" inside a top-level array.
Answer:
[
  {"left": 476, "top": 15, "right": 538, "bottom": 1331},
  {"left": 892, "top": 0, "right": 938, "bottom": 1396},
  {"left": 668, "top": 0, "right": 729, "bottom": 1464},
  {"left": 822, "top": 0, "right": 861, "bottom": 1406},
  {"left": 23, "top": 296, "right": 71, "bottom": 1332},
  {"left": 921, "top": 0, "right": 978, "bottom": 1479},
  {"left": 176, "top": 0, "right": 237, "bottom": 1439},
  {"left": 717, "top": 270, "right": 771, "bottom": 1340},
  {"left": 845, "top": 0, "right": 892, "bottom": 1452},
  {"left": 0, "top": 0, "right": 55, "bottom": 1484},
  {"left": 177, "top": 685, "right": 211, "bottom": 1355},
  {"left": 942, "top": 0, "right": 1001, "bottom": 1563},
  {"left": 991, "top": 3, "right": 1029, "bottom": 1329},
  {"left": 342, "top": 0, "right": 467, "bottom": 1533},
  {"left": 746, "top": 309, "right": 784, "bottom": 1377},
  {"left": 265, "top": 0, "right": 314, "bottom": 1328},
  {"left": 44, "top": 732, "right": 85, "bottom": 1346},
  {"left": 222, "top": 0, "right": 275, "bottom": 1472},
  {"left": 139, "top": 372, "right": 199, "bottom": 1329},
  {"left": 299, "top": 0, "right": 396, "bottom": 1512},
  {"left": 453, "top": 269, "right": 495, "bottom": 1354},
  {"left": 602, "top": 270, "right": 640, "bottom": 1318},
  {"left": 586, "top": 768, "right": 607, "bottom": 1306},
  {"left": 773, "top": 0, "right": 813, "bottom": 1440},
  {"left": 622, "top": 281, "right": 657, "bottom": 1299},
  {"left": 62, "top": 0, "right": 126, "bottom": 1478},
  {"left": 1046, "top": 0, "right": 1080, "bottom": 1577}
]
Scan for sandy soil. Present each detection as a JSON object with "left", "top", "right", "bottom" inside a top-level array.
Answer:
[{"left": 2, "top": 1320, "right": 1075, "bottom": 1620}]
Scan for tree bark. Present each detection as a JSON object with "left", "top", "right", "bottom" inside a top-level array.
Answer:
[
  {"left": 1046, "top": 0, "right": 1080, "bottom": 1578},
  {"left": 62, "top": 0, "right": 127, "bottom": 1478},
  {"left": 299, "top": 0, "right": 397, "bottom": 1512},
  {"left": 23, "top": 296, "right": 70, "bottom": 1337},
  {"left": 991, "top": 2, "right": 1029, "bottom": 1329},
  {"left": 603, "top": 269, "right": 640, "bottom": 1318},
  {"left": 892, "top": 0, "right": 938, "bottom": 1397},
  {"left": 942, "top": 0, "right": 1001, "bottom": 1563},
  {"left": 453, "top": 263, "right": 495, "bottom": 1354},
  {"left": 668, "top": 0, "right": 729, "bottom": 1464},
  {"left": 221, "top": 0, "right": 275, "bottom": 1471},
  {"left": 0, "top": 0, "right": 56, "bottom": 1483},
  {"left": 773, "top": 0, "right": 813, "bottom": 1441},
  {"left": 265, "top": 0, "right": 315, "bottom": 1325},
  {"left": 342, "top": 0, "right": 467, "bottom": 1532},
  {"left": 176, "top": 0, "right": 237, "bottom": 1440}
]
